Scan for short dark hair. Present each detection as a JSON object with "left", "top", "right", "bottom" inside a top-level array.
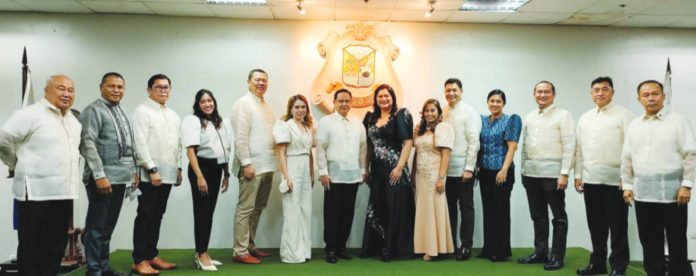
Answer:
[
  {"left": 247, "top": 69, "right": 267, "bottom": 81},
  {"left": 444, "top": 78, "right": 462, "bottom": 89},
  {"left": 534, "top": 80, "right": 556, "bottom": 94},
  {"left": 100, "top": 72, "right": 124, "bottom": 86},
  {"left": 487, "top": 89, "right": 506, "bottom": 104},
  {"left": 148, "top": 74, "right": 171, "bottom": 88},
  {"left": 334, "top": 88, "right": 352, "bottom": 100},
  {"left": 636, "top": 80, "right": 663, "bottom": 95},
  {"left": 591, "top": 76, "right": 613, "bottom": 88}
]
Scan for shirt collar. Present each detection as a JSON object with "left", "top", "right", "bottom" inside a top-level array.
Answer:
[
  {"left": 99, "top": 97, "right": 119, "bottom": 107},
  {"left": 146, "top": 97, "right": 166, "bottom": 108},
  {"left": 39, "top": 98, "right": 66, "bottom": 116},
  {"left": 248, "top": 91, "right": 264, "bottom": 103},
  {"left": 538, "top": 104, "right": 556, "bottom": 114},
  {"left": 333, "top": 111, "right": 349, "bottom": 121},
  {"left": 488, "top": 113, "right": 506, "bottom": 122},
  {"left": 643, "top": 107, "right": 668, "bottom": 121},
  {"left": 596, "top": 102, "right": 614, "bottom": 113},
  {"left": 449, "top": 100, "right": 460, "bottom": 109}
]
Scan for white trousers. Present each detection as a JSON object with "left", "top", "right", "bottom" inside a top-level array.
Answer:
[{"left": 280, "top": 155, "right": 313, "bottom": 263}]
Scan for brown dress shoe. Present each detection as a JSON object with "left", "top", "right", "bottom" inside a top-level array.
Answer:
[
  {"left": 250, "top": 249, "right": 271, "bottom": 258},
  {"left": 149, "top": 256, "right": 177, "bottom": 270},
  {"left": 131, "top": 261, "right": 159, "bottom": 275},
  {"left": 233, "top": 253, "right": 261, "bottom": 264}
]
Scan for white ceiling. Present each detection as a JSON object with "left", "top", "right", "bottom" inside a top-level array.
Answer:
[{"left": 2, "top": 0, "right": 696, "bottom": 28}]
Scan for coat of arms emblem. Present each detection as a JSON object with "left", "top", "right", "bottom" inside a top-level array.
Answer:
[
  {"left": 342, "top": 45, "right": 375, "bottom": 88},
  {"left": 310, "top": 22, "right": 401, "bottom": 114}
]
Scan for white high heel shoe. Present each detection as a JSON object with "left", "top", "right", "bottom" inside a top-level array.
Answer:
[
  {"left": 210, "top": 259, "right": 223, "bottom": 266},
  {"left": 195, "top": 255, "right": 218, "bottom": 271}
]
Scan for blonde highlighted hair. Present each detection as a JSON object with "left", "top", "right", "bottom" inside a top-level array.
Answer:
[{"left": 281, "top": 94, "right": 314, "bottom": 128}]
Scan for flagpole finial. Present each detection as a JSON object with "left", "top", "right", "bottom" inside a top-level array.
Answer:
[{"left": 22, "top": 46, "right": 27, "bottom": 65}]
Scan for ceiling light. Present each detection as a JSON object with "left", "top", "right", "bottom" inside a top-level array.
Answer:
[
  {"left": 297, "top": 0, "right": 306, "bottom": 15},
  {"left": 459, "top": 0, "right": 529, "bottom": 12},
  {"left": 425, "top": 0, "right": 436, "bottom": 18},
  {"left": 206, "top": 0, "right": 267, "bottom": 5}
]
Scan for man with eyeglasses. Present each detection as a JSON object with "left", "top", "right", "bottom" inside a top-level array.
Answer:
[
  {"left": 231, "top": 69, "right": 277, "bottom": 264},
  {"left": 574, "top": 77, "right": 634, "bottom": 276},
  {"left": 0, "top": 75, "right": 81, "bottom": 275},
  {"left": 79, "top": 72, "right": 138, "bottom": 276},
  {"left": 131, "top": 74, "right": 182, "bottom": 275}
]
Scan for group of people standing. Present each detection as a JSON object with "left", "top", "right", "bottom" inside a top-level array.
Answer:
[{"left": 0, "top": 68, "right": 693, "bottom": 276}]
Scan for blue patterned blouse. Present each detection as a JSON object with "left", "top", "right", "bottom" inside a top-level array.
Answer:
[{"left": 478, "top": 113, "right": 522, "bottom": 170}]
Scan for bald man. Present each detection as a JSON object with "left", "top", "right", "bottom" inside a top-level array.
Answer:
[{"left": 0, "top": 75, "right": 82, "bottom": 275}]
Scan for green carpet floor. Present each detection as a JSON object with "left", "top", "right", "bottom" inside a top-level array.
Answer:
[{"left": 66, "top": 248, "right": 647, "bottom": 275}]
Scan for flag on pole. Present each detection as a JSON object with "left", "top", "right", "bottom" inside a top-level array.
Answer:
[
  {"left": 663, "top": 58, "right": 672, "bottom": 112},
  {"left": 21, "top": 47, "right": 35, "bottom": 108},
  {"left": 13, "top": 47, "right": 35, "bottom": 231}
]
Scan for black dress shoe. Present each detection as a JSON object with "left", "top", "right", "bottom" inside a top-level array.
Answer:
[
  {"left": 337, "top": 250, "right": 352, "bottom": 260},
  {"left": 380, "top": 253, "right": 391, "bottom": 262},
  {"left": 326, "top": 251, "right": 338, "bottom": 264},
  {"left": 576, "top": 264, "right": 607, "bottom": 275},
  {"left": 543, "top": 258, "right": 564, "bottom": 271},
  {"left": 103, "top": 267, "right": 132, "bottom": 276},
  {"left": 456, "top": 247, "right": 471, "bottom": 261},
  {"left": 380, "top": 248, "right": 391, "bottom": 262},
  {"left": 490, "top": 256, "right": 508, "bottom": 263},
  {"left": 608, "top": 270, "right": 625, "bottom": 276},
  {"left": 517, "top": 253, "right": 548, "bottom": 264}
]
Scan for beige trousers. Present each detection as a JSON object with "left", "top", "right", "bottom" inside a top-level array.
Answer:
[{"left": 233, "top": 172, "right": 274, "bottom": 256}]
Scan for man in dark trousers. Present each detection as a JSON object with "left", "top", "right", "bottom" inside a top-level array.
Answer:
[
  {"left": 80, "top": 72, "right": 138, "bottom": 276},
  {"left": 317, "top": 89, "right": 367, "bottom": 263}
]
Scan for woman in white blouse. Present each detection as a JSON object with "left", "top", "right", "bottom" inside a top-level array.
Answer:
[
  {"left": 181, "top": 89, "right": 231, "bottom": 271},
  {"left": 274, "top": 94, "right": 316, "bottom": 263}
]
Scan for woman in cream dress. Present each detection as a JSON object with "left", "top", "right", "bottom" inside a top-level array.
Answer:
[
  {"left": 274, "top": 94, "right": 315, "bottom": 263},
  {"left": 412, "top": 99, "right": 455, "bottom": 261}
]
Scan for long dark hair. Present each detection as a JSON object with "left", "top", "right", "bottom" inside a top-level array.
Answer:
[
  {"left": 417, "top": 99, "right": 443, "bottom": 136},
  {"left": 281, "top": 94, "right": 314, "bottom": 128},
  {"left": 369, "top": 84, "right": 398, "bottom": 124},
  {"left": 193, "top": 89, "right": 222, "bottom": 129}
]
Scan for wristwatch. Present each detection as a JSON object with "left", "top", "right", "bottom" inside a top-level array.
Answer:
[{"left": 148, "top": 167, "right": 158, "bottom": 174}]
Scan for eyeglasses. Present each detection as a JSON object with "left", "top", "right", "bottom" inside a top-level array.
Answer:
[{"left": 151, "top": 85, "right": 171, "bottom": 91}]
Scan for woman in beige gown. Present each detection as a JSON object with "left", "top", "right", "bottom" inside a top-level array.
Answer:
[{"left": 412, "top": 99, "right": 455, "bottom": 261}]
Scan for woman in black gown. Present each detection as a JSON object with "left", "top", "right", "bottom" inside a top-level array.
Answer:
[{"left": 361, "top": 84, "right": 415, "bottom": 261}]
